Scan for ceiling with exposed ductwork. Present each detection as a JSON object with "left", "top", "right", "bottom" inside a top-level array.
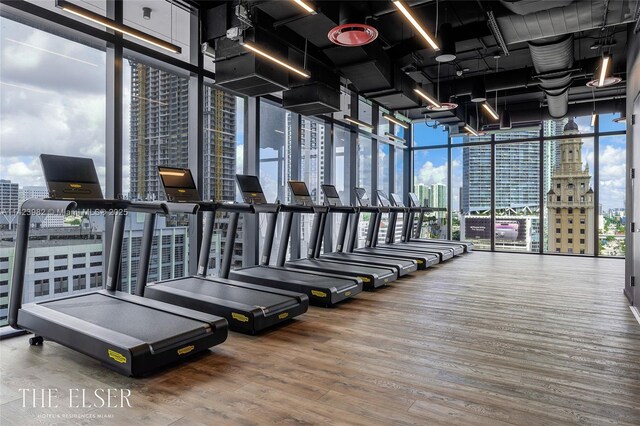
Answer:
[{"left": 197, "top": 0, "right": 637, "bottom": 130}]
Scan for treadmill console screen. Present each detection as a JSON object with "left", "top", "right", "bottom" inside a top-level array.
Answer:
[
  {"left": 288, "top": 181, "right": 313, "bottom": 205},
  {"left": 354, "top": 188, "right": 370, "bottom": 206},
  {"left": 236, "top": 175, "right": 268, "bottom": 204},
  {"left": 376, "top": 190, "right": 391, "bottom": 207},
  {"left": 390, "top": 193, "right": 405, "bottom": 207},
  {"left": 321, "top": 185, "right": 342, "bottom": 206},
  {"left": 158, "top": 166, "right": 201, "bottom": 202},
  {"left": 40, "top": 154, "right": 103, "bottom": 199},
  {"left": 408, "top": 192, "right": 421, "bottom": 207}
]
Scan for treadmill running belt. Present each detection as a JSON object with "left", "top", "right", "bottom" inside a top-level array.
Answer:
[
  {"left": 157, "top": 278, "right": 299, "bottom": 311},
  {"left": 42, "top": 293, "right": 205, "bottom": 343}
]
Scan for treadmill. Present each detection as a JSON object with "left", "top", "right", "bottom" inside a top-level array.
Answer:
[
  {"left": 406, "top": 192, "right": 474, "bottom": 252},
  {"left": 375, "top": 190, "right": 456, "bottom": 261},
  {"left": 390, "top": 193, "right": 464, "bottom": 255},
  {"left": 313, "top": 184, "right": 417, "bottom": 277},
  {"left": 280, "top": 181, "right": 398, "bottom": 289},
  {"left": 229, "top": 175, "right": 363, "bottom": 306},
  {"left": 8, "top": 155, "right": 228, "bottom": 377},
  {"left": 349, "top": 188, "right": 440, "bottom": 268},
  {"left": 136, "top": 166, "right": 309, "bottom": 334}
]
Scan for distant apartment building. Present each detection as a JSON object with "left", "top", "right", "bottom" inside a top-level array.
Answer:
[
  {"left": 19, "top": 186, "right": 65, "bottom": 228},
  {"left": 0, "top": 179, "right": 19, "bottom": 230},
  {"left": 128, "top": 61, "right": 242, "bottom": 275},
  {"left": 0, "top": 228, "right": 104, "bottom": 325}
]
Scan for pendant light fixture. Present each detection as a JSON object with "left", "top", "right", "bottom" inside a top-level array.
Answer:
[
  {"left": 424, "top": 62, "right": 457, "bottom": 111},
  {"left": 586, "top": 54, "right": 622, "bottom": 88},
  {"left": 590, "top": 87, "right": 597, "bottom": 127},
  {"left": 435, "top": 22, "right": 456, "bottom": 62},
  {"left": 55, "top": 0, "right": 182, "bottom": 54},
  {"left": 392, "top": 0, "right": 439, "bottom": 51},
  {"left": 499, "top": 88, "right": 511, "bottom": 129}
]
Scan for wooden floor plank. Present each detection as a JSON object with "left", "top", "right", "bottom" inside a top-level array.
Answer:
[{"left": 1, "top": 252, "right": 638, "bottom": 425}]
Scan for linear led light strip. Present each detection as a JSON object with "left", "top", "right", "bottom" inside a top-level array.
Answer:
[
  {"left": 598, "top": 55, "right": 610, "bottom": 87},
  {"left": 481, "top": 102, "right": 499, "bottom": 121},
  {"left": 55, "top": 0, "right": 182, "bottom": 54},
  {"left": 464, "top": 125, "right": 480, "bottom": 137},
  {"left": 242, "top": 42, "right": 310, "bottom": 78},
  {"left": 159, "top": 170, "right": 185, "bottom": 177},
  {"left": 383, "top": 113, "right": 409, "bottom": 129},
  {"left": 385, "top": 132, "right": 406, "bottom": 143},
  {"left": 292, "top": 0, "right": 316, "bottom": 14},
  {"left": 392, "top": 1, "right": 439, "bottom": 51},
  {"left": 344, "top": 116, "right": 373, "bottom": 130},
  {"left": 414, "top": 88, "right": 441, "bottom": 108}
]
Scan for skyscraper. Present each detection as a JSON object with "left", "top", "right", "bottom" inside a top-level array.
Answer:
[
  {"left": 547, "top": 119, "right": 595, "bottom": 254},
  {"left": 0, "top": 179, "right": 18, "bottom": 230},
  {"left": 128, "top": 61, "right": 242, "bottom": 276},
  {"left": 129, "top": 61, "right": 189, "bottom": 201}
]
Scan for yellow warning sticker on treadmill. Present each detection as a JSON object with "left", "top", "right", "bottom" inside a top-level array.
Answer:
[
  {"left": 345, "top": 291, "right": 352, "bottom": 297},
  {"left": 177, "top": 345, "right": 195, "bottom": 355},
  {"left": 232, "top": 312, "right": 249, "bottom": 322},
  {"left": 278, "top": 312, "right": 289, "bottom": 320},
  {"left": 69, "top": 184, "right": 82, "bottom": 188},
  {"left": 357, "top": 276, "right": 371, "bottom": 283},
  {"left": 417, "top": 260, "right": 424, "bottom": 264},
  {"left": 108, "top": 349, "right": 127, "bottom": 364},
  {"left": 311, "top": 290, "right": 327, "bottom": 298}
]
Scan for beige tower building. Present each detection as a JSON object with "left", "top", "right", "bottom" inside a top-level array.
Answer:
[{"left": 547, "top": 119, "right": 595, "bottom": 254}]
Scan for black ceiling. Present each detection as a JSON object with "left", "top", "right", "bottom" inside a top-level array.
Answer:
[{"left": 197, "top": 0, "right": 637, "bottom": 127}]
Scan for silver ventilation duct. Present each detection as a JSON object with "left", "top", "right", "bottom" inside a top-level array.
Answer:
[{"left": 528, "top": 35, "right": 574, "bottom": 119}]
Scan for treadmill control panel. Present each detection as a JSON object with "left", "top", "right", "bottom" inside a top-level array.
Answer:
[
  {"left": 408, "top": 192, "right": 421, "bottom": 207},
  {"left": 376, "top": 190, "right": 392, "bottom": 207},
  {"left": 321, "top": 184, "right": 342, "bottom": 207},
  {"left": 390, "top": 193, "right": 405, "bottom": 207},
  {"left": 353, "top": 188, "right": 370, "bottom": 207},
  {"left": 158, "top": 166, "right": 201, "bottom": 202},
  {"left": 236, "top": 175, "right": 268, "bottom": 204},
  {"left": 288, "top": 181, "right": 314, "bottom": 206},
  {"left": 41, "top": 154, "right": 103, "bottom": 199}
]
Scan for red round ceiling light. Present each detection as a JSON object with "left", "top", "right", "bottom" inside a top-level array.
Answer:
[{"left": 328, "top": 24, "right": 378, "bottom": 47}]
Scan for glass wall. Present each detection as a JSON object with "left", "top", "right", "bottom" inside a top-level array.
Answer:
[
  {"left": 0, "top": 16, "right": 106, "bottom": 326},
  {"left": 259, "top": 100, "right": 291, "bottom": 262},
  {"left": 203, "top": 87, "right": 245, "bottom": 275},
  {"left": 300, "top": 117, "right": 326, "bottom": 256},
  {"left": 413, "top": 148, "right": 448, "bottom": 238},
  {"left": 494, "top": 142, "right": 540, "bottom": 252},
  {"left": 416, "top": 115, "right": 625, "bottom": 257},
  {"left": 120, "top": 54, "right": 193, "bottom": 294}
]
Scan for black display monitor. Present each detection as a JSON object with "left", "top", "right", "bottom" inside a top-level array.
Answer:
[
  {"left": 288, "top": 181, "right": 313, "bottom": 206},
  {"left": 158, "top": 166, "right": 201, "bottom": 202},
  {"left": 376, "top": 190, "right": 391, "bottom": 207},
  {"left": 321, "top": 184, "right": 342, "bottom": 207},
  {"left": 236, "top": 175, "right": 267, "bottom": 204},
  {"left": 40, "top": 154, "right": 103, "bottom": 199}
]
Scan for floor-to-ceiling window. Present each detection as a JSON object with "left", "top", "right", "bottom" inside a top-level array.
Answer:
[
  {"left": 0, "top": 16, "right": 106, "bottom": 326},
  {"left": 412, "top": 114, "right": 626, "bottom": 257},
  {"left": 258, "top": 100, "right": 291, "bottom": 262}
]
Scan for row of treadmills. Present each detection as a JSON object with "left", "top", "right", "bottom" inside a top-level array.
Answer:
[{"left": 8, "top": 154, "right": 473, "bottom": 376}]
